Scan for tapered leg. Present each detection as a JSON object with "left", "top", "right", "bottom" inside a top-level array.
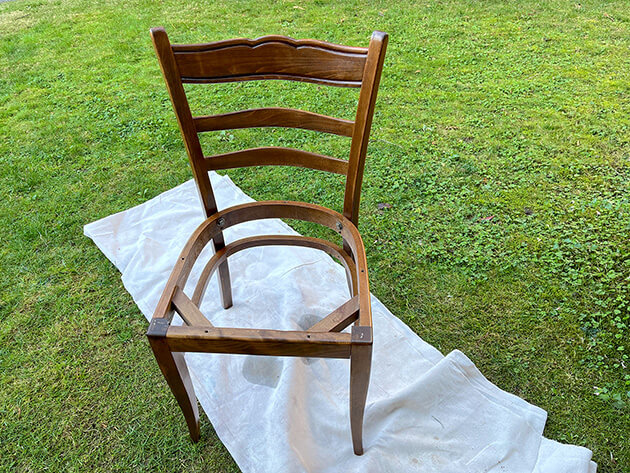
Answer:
[
  {"left": 350, "top": 326, "right": 372, "bottom": 455},
  {"left": 149, "top": 336, "right": 200, "bottom": 441}
]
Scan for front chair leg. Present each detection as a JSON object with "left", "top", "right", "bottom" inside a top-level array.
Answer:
[
  {"left": 350, "top": 326, "right": 373, "bottom": 455},
  {"left": 148, "top": 334, "right": 200, "bottom": 441}
]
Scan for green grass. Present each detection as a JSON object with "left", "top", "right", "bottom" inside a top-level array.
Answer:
[{"left": 1, "top": 0, "right": 629, "bottom": 471}]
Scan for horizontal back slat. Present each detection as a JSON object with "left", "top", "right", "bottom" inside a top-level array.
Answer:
[
  {"left": 194, "top": 108, "right": 354, "bottom": 137},
  {"left": 172, "top": 36, "right": 368, "bottom": 87},
  {"left": 204, "top": 147, "right": 349, "bottom": 175}
]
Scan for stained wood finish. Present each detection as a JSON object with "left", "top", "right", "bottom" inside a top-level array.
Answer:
[
  {"left": 147, "top": 335, "right": 200, "bottom": 441},
  {"left": 151, "top": 27, "right": 233, "bottom": 310},
  {"left": 191, "top": 234, "right": 357, "bottom": 307},
  {"left": 151, "top": 201, "right": 373, "bottom": 328},
  {"left": 171, "top": 35, "right": 367, "bottom": 54},
  {"left": 308, "top": 297, "right": 360, "bottom": 333},
  {"left": 148, "top": 27, "right": 387, "bottom": 455},
  {"left": 172, "top": 288, "right": 213, "bottom": 327},
  {"left": 172, "top": 36, "right": 367, "bottom": 87},
  {"left": 166, "top": 326, "right": 353, "bottom": 358},
  {"left": 194, "top": 108, "right": 354, "bottom": 136},
  {"left": 204, "top": 147, "right": 349, "bottom": 175},
  {"left": 345, "top": 31, "right": 389, "bottom": 226},
  {"left": 350, "top": 326, "right": 373, "bottom": 456}
]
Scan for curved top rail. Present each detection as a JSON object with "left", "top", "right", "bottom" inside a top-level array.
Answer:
[
  {"left": 171, "top": 35, "right": 369, "bottom": 55},
  {"left": 164, "top": 30, "right": 369, "bottom": 87}
]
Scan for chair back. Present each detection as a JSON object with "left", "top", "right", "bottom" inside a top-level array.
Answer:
[{"left": 151, "top": 28, "right": 388, "bottom": 226}]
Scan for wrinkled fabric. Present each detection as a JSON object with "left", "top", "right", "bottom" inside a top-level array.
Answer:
[{"left": 84, "top": 172, "right": 596, "bottom": 473}]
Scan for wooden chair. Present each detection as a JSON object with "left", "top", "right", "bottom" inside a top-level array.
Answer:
[{"left": 147, "top": 27, "right": 388, "bottom": 455}]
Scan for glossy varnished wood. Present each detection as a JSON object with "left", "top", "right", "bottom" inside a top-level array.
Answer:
[
  {"left": 148, "top": 27, "right": 387, "bottom": 455},
  {"left": 151, "top": 201, "right": 373, "bottom": 328},
  {"left": 166, "top": 326, "right": 354, "bottom": 358},
  {"left": 194, "top": 108, "right": 354, "bottom": 136},
  {"left": 147, "top": 334, "right": 200, "bottom": 441},
  {"left": 345, "top": 31, "right": 388, "bottom": 226},
  {"left": 191, "top": 234, "right": 357, "bottom": 307},
  {"left": 204, "top": 147, "right": 349, "bottom": 175},
  {"left": 172, "top": 35, "right": 368, "bottom": 87},
  {"left": 350, "top": 326, "right": 372, "bottom": 455},
  {"left": 308, "top": 297, "right": 360, "bottom": 333},
  {"left": 151, "top": 27, "right": 233, "bottom": 310},
  {"left": 172, "top": 288, "right": 213, "bottom": 327}
]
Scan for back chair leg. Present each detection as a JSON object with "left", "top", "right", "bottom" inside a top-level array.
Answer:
[
  {"left": 349, "top": 332, "right": 372, "bottom": 455},
  {"left": 217, "top": 260, "right": 233, "bottom": 309},
  {"left": 149, "top": 337, "right": 200, "bottom": 442}
]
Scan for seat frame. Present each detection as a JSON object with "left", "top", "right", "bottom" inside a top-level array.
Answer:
[{"left": 147, "top": 27, "right": 388, "bottom": 456}]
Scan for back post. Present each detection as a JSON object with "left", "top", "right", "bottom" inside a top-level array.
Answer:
[
  {"left": 343, "top": 31, "right": 388, "bottom": 227},
  {"left": 151, "top": 27, "right": 233, "bottom": 308}
]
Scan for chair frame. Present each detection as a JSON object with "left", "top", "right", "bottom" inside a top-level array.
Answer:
[{"left": 147, "top": 27, "right": 388, "bottom": 455}]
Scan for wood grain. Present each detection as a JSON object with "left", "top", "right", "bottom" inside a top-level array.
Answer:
[
  {"left": 147, "top": 334, "right": 200, "bottom": 441},
  {"left": 191, "top": 234, "right": 357, "bottom": 307},
  {"left": 194, "top": 108, "right": 354, "bottom": 137},
  {"left": 204, "top": 147, "right": 349, "bottom": 175},
  {"left": 172, "top": 36, "right": 367, "bottom": 87},
  {"left": 167, "top": 326, "right": 353, "bottom": 358},
  {"left": 154, "top": 201, "right": 372, "bottom": 330},
  {"left": 350, "top": 325, "right": 373, "bottom": 455},
  {"left": 308, "top": 297, "right": 360, "bottom": 333},
  {"left": 172, "top": 287, "right": 213, "bottom": 327},
  {"left": 151, "top": 26, "right": 234, "bottom": 309},
  {"left": 344, "top": 31, "right": 389, "bottom": 227},
  {"left": 148, "top": 28, "right": 387, "bottom": 455}
]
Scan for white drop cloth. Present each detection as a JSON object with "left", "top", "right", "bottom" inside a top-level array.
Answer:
[{"left": 84, "top": 172, "right": 596, "bottom": 473}]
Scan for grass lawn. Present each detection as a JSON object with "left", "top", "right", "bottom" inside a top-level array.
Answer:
[{"left": 1, "top": 0, "right": 629, "bottom": 471}]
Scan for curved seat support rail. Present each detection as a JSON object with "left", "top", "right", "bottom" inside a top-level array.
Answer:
[{"left": 151, "top": 200, "right": 371, "bottom": 330}]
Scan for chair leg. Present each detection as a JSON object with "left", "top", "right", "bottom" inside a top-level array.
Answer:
[
  {"left": 217, "top": 260, "right": 233, "bottom": 309},
  {"left": 349, "top": 328, "right": 372, "bottom": 456},
  {"left": 149, "top": 336, "right": 200, "bottom": 442}
]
